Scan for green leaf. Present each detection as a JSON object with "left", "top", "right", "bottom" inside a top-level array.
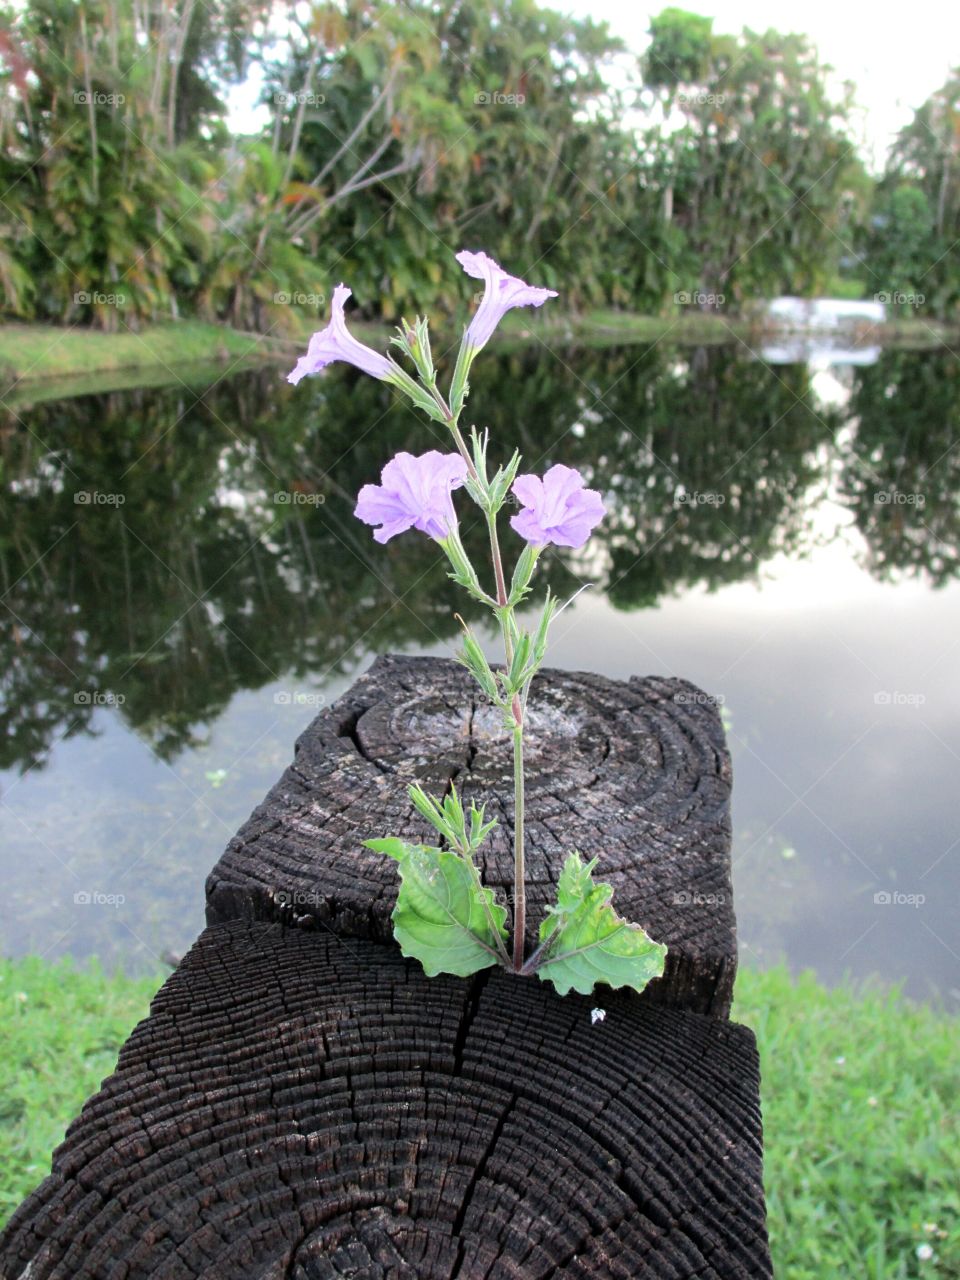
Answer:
[
  {"left": 448, "top": 335, "right": 474, "bottom": 420},
  {"left": 505, "top": 630, "right": 532, "bottom": 693},
  {"left": 531, "top": 590, "right": 558, "bottom": 665},
  {"left": 508, "top": 541, "right": 541, "bottom": 604},
  {"left": 489, "top": 450, "right": 522, "bottom": 510},
  {"left": 440, "top": 533, "right": 493, "bottom": 606},
  {"left": 468, "top": 801, "right": 498, "bottom": 851},
  {"left": 364, "top": 839, "right": 508, "bottom": 977},
  {"left": 535, "top": 853, "right": 667, "bottom": 997},
  {"left": 364, "top": 836, "right": 411, "bottom": 858},
  {"left": 455, "top": 626, "right": 502, "bottom": 704},
  {"left": 407, "top": 785, "right": 458, "bottom": 846}
]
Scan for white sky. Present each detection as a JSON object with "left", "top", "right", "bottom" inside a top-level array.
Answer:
[{"left": 563, "top": 0, "right": 959, "bottom": 171}]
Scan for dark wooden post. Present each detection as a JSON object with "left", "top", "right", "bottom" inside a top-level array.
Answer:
[
  {"left": 0, "top": 656, "right": 771, "bottom": 1278},
  {"left": 208, "top": 654, "right": 739, "bottom": 1017}
]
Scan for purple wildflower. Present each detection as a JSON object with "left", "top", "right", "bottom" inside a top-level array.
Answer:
[
  {"left": 287, "top": 284, "right": 393, "bottom": 385},
  {"left": 510, "top": 464, "right": 605, "bottom": 549},
  {"left": 355, "top": 451, "right": 469, "bottom": 544},
  {"left": 456, "top": 250, "right": 557, "bottom": 350}
]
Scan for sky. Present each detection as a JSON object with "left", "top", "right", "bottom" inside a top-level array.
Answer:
[{"left": 563, "top": 0, "right": 960, "bottom": 171}]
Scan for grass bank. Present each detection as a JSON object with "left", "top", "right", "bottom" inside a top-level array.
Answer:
[
  {"left": 0, "top": 320, "right": 278, "bottom": 400},
  {"left": 2, "top": 310, "right": 957, "bottom": 402},
  {"left": 2, "top": 957, "right": 956, "bottom": 1275}
]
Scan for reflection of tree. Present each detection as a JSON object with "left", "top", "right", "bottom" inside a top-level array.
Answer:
[
  {"left": 2, "top": 345, "right": 835, "bottom": 772},
  {"left": 1, "top": 368, "right": 527, "bottom": 773},
  {"left": 843, "top": 351, "right": 960, "bottom": 584},
  {"left": 469, "top": 344, "right": 831, "bottom": 608}
]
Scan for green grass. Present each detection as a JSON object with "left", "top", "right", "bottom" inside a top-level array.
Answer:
[
  {"left": 733, "top": 968, "right": 959, "bottom": 1279},
  {"left": 0, "top": 956, "right": 162, "bottom": 1224},
  {"left": 0, "top": 320, "right": 278, "bottom": 388},
  {"left": 1, "top": 958, "right": 957, "bottom": 1277}
]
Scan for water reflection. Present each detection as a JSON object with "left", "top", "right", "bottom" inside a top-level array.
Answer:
[
  {"left": 2, "top": 345, "right": 852, "bottom": 772},
  {"left": 1, "top": 343, "right": 957, "bottom": 995},
  {"left": 841, "top": 350, "right": 960, "bottom": 583}
]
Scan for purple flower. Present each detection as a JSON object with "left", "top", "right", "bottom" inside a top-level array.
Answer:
[
  {"left": 355, "top": 451, "right": 469, "bottom": 544},
  {"left": 456, "top": 250, "right": 557, "bottom": 350},
  {"left": 287, "top": 284, "right": 393, "bottom": 385},
  {"left": 510, "top": 464, "right": 605, "bottom": 549}
]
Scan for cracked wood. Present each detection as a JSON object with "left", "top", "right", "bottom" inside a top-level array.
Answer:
[
  {"left": 0, "top": 921, "right": 771, "bottom": 1280},
  {"left": 206, "top": 654, "right": 738, "bottom": 1016}
]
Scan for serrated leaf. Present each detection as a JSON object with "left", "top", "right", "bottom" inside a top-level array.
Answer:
[
  {"left": 536, "top": 852, "right": 667, "bottom": 997},
  {"left": 365, "top": 839, "right": 508, "bottom": 977}
]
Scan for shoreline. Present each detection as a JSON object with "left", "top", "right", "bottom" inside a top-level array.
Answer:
[{"left": 1, "top": 311, "right": 957, "bottom": 402}]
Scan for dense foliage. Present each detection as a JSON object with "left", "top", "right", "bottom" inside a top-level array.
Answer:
[
  {"left": 5, "top": 1, "right": 950, "bottom": 329},
  {"left": 859, "top": 71, "right": 960, "bottom": 318}
]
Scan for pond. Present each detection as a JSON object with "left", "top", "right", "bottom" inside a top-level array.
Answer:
[{"left": 1, "top": 340, "right": 958, "bottom": 1006}]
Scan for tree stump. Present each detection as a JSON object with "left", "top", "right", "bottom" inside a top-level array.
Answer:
[
  {"left": 0, "top": 656, "right": 771, "bottom": 1278},
  {"left": 207, "top": 655, "right": 737, "bottom": 1017}
]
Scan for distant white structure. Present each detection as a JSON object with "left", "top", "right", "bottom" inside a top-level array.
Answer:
[
  {"left": 761, "top": 296, "right": 885, "bottom": 368},
  {"left": 766, "top": 296, "right": 886, "bottom": 331},
  {"left": 759, "top": 337, "right": 882, "bottom": 367}
]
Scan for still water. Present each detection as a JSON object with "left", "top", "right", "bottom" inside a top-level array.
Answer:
[{"left": 1, "top": 342, "right": 958, "bottom": 1004}]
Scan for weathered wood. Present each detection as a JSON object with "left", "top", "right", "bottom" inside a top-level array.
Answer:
[
  {"left": 207, "top": 654, "right": 738, "bottom": 1017},
  {"left": 3, "top": 654, "right": 769, "bottom": 1278},
  {"left": 0, "top": 920, "right": 771, "bottom": 1280}
]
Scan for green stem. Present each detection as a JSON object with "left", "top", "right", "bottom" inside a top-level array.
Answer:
[
  {"left": 449, "top": 419, "right": 478, "bottom": 481},
  {"left": 512, "top": 722, "right": 526, "bottom": 971},
  {"left": 487, "top": 512, "right": 514, "bottom": 666},
  {"left": 520, "top": 933, "right": 553, "bottom": 976},
  {"left": 442, "top": 388, "right": 525, "bottom": 972}
]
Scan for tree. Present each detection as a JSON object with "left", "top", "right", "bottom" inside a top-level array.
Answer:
[
  {"left": 638, "top": 11, "right": 863, "bottom": 303},
  {"left": 260, "top": 0, "right": 630, "bottom": 319},
  {"left": 862, "top": 70, "right": 960, "bottom": 318}
]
